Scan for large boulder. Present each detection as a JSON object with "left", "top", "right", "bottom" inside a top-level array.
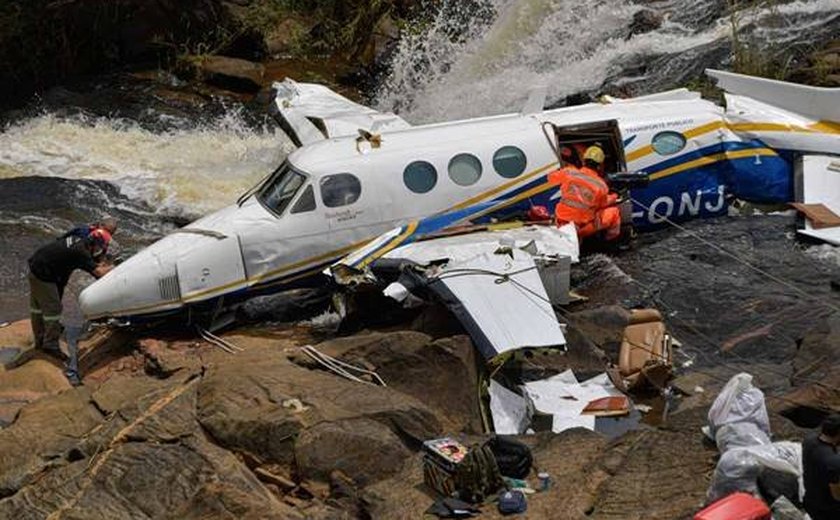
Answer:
[
  {"left": 0, "top": 387, "right": 103, "bottom": 497},
  {"left": 192, "top": 55, "right": 266, "bottom": 92},
  {"left": 197, "top": 341, "right": 443, "bottom": 473},
  {"left": 771, "top": 313, "right": 840, "bottom": 426},
  {"left": 0, "top": 358, "right": 70, "bottom": 427},
  {"left": 0, "top": 434, "right": 299, "bottom": 519},
  {"left": 0, "top": 320, "right": 32, "bottom": 351},
  {"left": 628, "top": 9, "right": 664, "bottom": 38},
  {"left": 295, "top": 418, "right": 410, "bottom": 486},
  {"left": 310, "top": 332, "right": 483, "bottom": 432},
  {"left": 0, "top": 353, "right": 299, "bottom": 518}
]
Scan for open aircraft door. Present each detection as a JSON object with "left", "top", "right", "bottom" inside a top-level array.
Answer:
[
  {"left": 541, "top": 119, "right": 628, "bottom": 173},
  {"left": 540, "top": 119, "right": 641, "bottom": 223},
  {"left": 176, "top": 235, "right": 247, "bottom": 304}
]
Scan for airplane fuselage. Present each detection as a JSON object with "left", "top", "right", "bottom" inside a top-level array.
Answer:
[{"left": 79, "top": 75, "right": 840, "bottom": 322}]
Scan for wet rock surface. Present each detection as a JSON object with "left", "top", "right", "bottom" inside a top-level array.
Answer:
[{"left": 0, "top": 215, "right": 837, "bottom": 518}]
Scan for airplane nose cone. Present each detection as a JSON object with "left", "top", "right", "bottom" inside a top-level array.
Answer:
[{"left": 79, "top": 272, "right": 124, "bottom": 320}]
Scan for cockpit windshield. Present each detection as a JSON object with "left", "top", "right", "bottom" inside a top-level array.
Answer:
[{"left": 257, "top": 161, "right": 307, "bottom": 216}]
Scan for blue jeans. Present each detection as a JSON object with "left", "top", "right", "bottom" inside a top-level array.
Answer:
[{"left": 63, "top": 324, "right": 83, "bottom": 380}]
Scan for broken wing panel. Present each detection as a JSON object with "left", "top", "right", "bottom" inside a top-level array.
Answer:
[
  {"left": 429, "top": 251, "right": 566, "bottom": 359},
  {"left": 707, "top": 69, "right": 840, "bottom": 155},
  {"left": 272, "top": 79, "right": 411, "bottom": 145},
  {"left": 708, "top": 69, "right": 840, "bottom": 122},
  {"left": 724, "top": 94, "right": 840, "bottom": 155},
  {"left": 796, "top": 155, "right": 840, "bottom": 246},
  {"left": 381, "top": 225, "right": 579, "bottom": 266}
]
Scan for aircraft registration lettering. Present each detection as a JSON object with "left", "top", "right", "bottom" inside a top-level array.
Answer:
[{"left": 633, "top": 185, "right": 726, "bottom": 224}]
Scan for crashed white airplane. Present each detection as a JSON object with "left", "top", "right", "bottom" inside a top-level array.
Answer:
[{"left": 79, "top": 69, "right": 840, "bottom": 327}]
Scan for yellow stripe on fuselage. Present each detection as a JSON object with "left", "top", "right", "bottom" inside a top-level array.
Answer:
[
  {"left": 626, "top": 120, "right": 726, "bottom": 162},
  {"left": 447, "top": 161, "right": 558, "bottom": 212},
  {"left": 625, "top": 119, "right": 840, "bottom": 164},
  {"left": 357, "top": 220, "right": 419, "bottom": 269}
]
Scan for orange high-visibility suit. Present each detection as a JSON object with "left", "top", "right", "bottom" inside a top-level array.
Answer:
[{"left": 548, "top": 165, "right": 621, "bottom": 240}]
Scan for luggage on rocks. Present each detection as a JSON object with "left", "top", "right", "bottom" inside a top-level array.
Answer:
[
  {"left": 487, "top": 435, "right": 533, "bottom": 479},
  {"left": 422, "top": 437, "right": 504, "bottom": 504}
]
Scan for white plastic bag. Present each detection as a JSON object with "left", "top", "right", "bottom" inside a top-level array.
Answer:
[
  {"left": 715, "top": 422, "right": 771, "bottom": 453},
  {"left": 705, "top": 373, "right": 770, "bottom": 451},
  {"left": 707, "top": 441, "right": 803, "bottom": 502}
]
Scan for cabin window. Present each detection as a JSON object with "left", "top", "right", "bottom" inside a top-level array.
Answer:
[
  {"left": 291, "top": 185, "right": 316, "bottom": 213},
  {"left": 448, "top": 153, "right": 483, "bottom": 186},
  {"left": 651, "top": 131, "right": 687, "bottom": 156},
  {"left": 404, "top": 160, "right": 438, "bottom": 194},
  {"left": 257, "top": 162, "right": 306, "bottom": 216},
  {"left": 320, "top": 173, "right": 362, "bottom": 208},
  {"left": 493, "top": 146, "right": 527, "bottom": 178}
]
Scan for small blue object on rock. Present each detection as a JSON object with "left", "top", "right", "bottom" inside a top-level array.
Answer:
[
  {"left": 538, "top": 471, "right": 552, "bottom": 491},
  {"left": 498, "top": 490, "right": 527, "bottom": 515}
]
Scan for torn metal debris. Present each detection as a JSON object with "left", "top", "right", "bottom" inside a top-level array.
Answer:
[
  {"left": 794, "top": 154, "right": 840, "bottom": 245},
  {"left": 330, "top": 218, "right": 578, "bottom": 360}
]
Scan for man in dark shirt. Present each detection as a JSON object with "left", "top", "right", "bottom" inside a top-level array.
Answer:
[
  {"left": 27, "top": 227, "right": 114, "bottom": 363},
  {"left": 803, "top": 414, "right": 840, "bottom": 520}
]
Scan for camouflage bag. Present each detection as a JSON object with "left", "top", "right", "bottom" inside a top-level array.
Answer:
[{"left": 453, "top": 442, "right": 504, "bottom": 503}]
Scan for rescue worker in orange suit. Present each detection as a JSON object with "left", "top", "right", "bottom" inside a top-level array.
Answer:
[{"left": 548, "top": 145, "right": 621, "bottom": 241}]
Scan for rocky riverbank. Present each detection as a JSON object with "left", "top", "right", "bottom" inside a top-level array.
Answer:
[
  {"left": 1, "top": 215, "right": 838, "bottom": 519},
  {"left": 3, "top": 1, "right": 839, "bottom": 116},
  {"left": 0, "top": 0, "right": 425, "bottom": 111}
]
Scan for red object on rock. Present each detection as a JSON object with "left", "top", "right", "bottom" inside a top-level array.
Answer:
[
  {"left": 694, "top": 493, "right": 771, "bottom": 520},
  {"left": 526, "top": 205, "right": 550, "bottom": 222}
]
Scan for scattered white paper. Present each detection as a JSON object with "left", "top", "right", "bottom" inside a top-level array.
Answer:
[
  {"left": 489, "top": 380, "right": 531, "bottom": 434},
  {"left": 521, "top": 370, "right": 622, "bottom": 433}
]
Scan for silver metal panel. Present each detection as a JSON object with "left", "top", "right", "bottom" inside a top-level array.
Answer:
[
  {"left": 436, "top": 251, "right": 566, "bottom": 358},
  {"left": 797, "top": 154, "right": 840, "bottom": 246},
  {"left": 177, "top": 236, "right": 246, "bottom": 301}
]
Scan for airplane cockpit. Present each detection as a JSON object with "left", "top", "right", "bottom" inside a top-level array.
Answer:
[
  {"left": 255, "top": 161, "right": 308, "bottom": 216},
  {"left": 255, "top": 160, "right": 366, "bottom": 219}
]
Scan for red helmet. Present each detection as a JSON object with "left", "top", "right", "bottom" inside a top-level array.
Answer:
[
  {"left": 88, "top": 227, "right": 112, "bottom": 255},
  {"left": 526, "top": 205, "right": 551, "bottom": 222}
]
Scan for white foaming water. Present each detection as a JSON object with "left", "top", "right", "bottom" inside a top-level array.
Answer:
[
  {"left": 0, "top": 110, "right": 293, "bottom": 216},
  {"left": 375, "top": 0, "right": 840, "bottom": 123}
]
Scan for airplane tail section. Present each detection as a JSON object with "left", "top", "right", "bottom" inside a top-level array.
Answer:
[
  {"left": 271, "top": 79, "right": 411, "bottom": 147},
  {"left": 707, "top": 69, "right": 840, "bottom": 156},
  {"left": 706, "top": 69, "right": 840, "bottom": 122}
]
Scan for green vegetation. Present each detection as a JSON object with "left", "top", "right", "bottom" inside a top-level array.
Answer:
[{"left": 726, "top": 0, "right": 793, "bottom": 80}]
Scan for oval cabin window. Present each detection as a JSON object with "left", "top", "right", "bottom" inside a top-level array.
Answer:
[
  {"left": 448, "top": 153, "right": 483, "bottom": 186},
  {"left": 493, "top": 146, "right": 527, "bottom": 178},
  {"left": 651, "top": 131, "right": 687, "bottom": 156},
  {"left": 404, "top": 160, "right": 438, "bottom": 194},
  {"left": 320, "top": 173, "right": 362, "bottom": 208}
]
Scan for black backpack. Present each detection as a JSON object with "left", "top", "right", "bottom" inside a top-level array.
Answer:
[{"left": 487, "top": 436, "right": 533, "bottom": 479}]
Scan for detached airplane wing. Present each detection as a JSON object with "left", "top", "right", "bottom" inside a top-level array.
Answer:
[
  {"left": 271, "top": 79, "right": 412, "bottom": 146},
  {"left": 706, "top": 69, "right": 840, "bottom": 245},
  {"left": 328, "top": 207, "right": 579, "bottom": 361}
]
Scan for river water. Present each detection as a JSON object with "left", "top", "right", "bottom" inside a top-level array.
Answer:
[{"left": 0, "top": 0, "right": 839, "bottom": 322}]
